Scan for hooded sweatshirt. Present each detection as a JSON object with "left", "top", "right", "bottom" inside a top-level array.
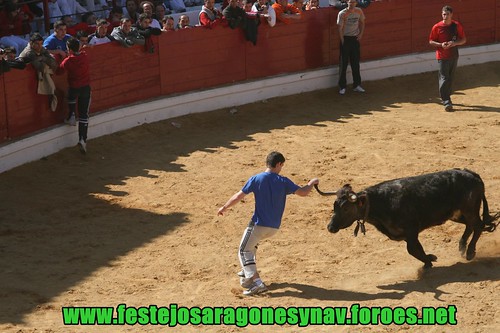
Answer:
[{"left": 58, "top": 51, "right": 90, "bottom": 88}]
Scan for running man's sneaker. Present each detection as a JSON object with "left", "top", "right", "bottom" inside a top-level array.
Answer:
[
  {"left": 353, "top": 86, "right": 365, "bottom": 93},
  {"left": 240, "top": 277, "right": 254, "bottom": 289},
  {"left": 237, "top": 270, "right": 245, "bottom": 277},
  {"left": 64, "top": 114, "right": 76, "bottom": 126},
  {"left": 78, "top": 139, "right": 87, "bottom": 155},
  {"left": 339, "top": 88, "right": 346, "bottom": 95},
  {"left": 243, "top": 283, "right": 268, "bottom": 296}
]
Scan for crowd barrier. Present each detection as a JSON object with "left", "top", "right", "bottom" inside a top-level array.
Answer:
[{"left": 0, "top": 0, "right": 499, "bottom": 172}]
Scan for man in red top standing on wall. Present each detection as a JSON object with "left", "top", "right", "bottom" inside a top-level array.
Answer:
[
  {"left": 429, "top": 5, "right": 466, "bottom": 112},
  {"left": 58, "top": 38, "right": 91, "bottom": 154}
]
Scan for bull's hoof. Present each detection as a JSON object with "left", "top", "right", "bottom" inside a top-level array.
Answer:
[
  {"left": 423, "top": 255, "right": 437, "bottom": 268},
  {"left": 466, "top": 251, "right": 476, "bottom": 261}
]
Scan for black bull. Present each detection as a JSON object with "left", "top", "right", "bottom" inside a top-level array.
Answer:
[{"left": 315, "top": 169, "right": 499, "bottom": 268}]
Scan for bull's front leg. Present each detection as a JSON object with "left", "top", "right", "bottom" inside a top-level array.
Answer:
[{"left": 406, "top": 235, "right": 437, "bottom": 268}]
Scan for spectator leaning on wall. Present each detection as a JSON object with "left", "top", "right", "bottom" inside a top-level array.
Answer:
[
  {"left": 135, "top": 12, "right": 162, "bottom": 53},
  {"left": 198, "top": 0, "right": 224, "bottom": 29},
  {"left": 17, "top": 33, "right": 58, "bottom": 111},
  {"left": 111, "top": 17, "right": 145, "bottom": 47},
  {"left": 43, "top": 20, "right": 73, "bottom": 61},
  {"left": 272, "top": 0, "right": 301, "bottom": 24},
  {"left": 88, "top": 19, "right": 115, "bottom": 45}
]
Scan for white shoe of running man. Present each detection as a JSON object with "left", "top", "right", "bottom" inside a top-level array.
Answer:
[
  {"left": 243, "top": 283, "right": 268, "bottom": 296},
  {"left": 240, "top": 277, "right": 254, "bottom": 289}
]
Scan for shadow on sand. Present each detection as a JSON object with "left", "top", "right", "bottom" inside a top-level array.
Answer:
[
  {"left": 266, "top": 257, "right": 499, "bottom": 301},
  {"left": 0, "top": 62, "right": 498, "bottom": 324}
]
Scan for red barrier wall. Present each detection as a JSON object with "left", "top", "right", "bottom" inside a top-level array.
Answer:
[{"left": 1, "top": 0, "right": 499, "bottom": 143}]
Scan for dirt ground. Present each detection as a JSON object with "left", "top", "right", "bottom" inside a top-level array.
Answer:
[{"left": 0, "top": 62, "right": 499, "bottom": 333}]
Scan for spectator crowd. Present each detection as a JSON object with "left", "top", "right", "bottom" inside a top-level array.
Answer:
[
  {"left": 1, "top": 0, "right": 331, "bottom": 58},
  {"left": 1, "top": 0, "right": 378, "bottom": 153},
  {"left": 0, "top": 0, "right": 336, "bottom": 99}
]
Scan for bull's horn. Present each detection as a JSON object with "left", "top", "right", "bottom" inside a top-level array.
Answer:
[
  {"left": 348, "top": 193, "right": 358, "bottom": 202},
  {"left": 314, "top": 184, "right": 337, "bottom": 196}
]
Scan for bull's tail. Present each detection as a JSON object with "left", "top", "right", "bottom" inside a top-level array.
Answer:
[{"left": 482, "top": 194, "right": 499, "bottom": 232}]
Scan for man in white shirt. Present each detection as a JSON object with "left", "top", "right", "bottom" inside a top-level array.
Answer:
[
  {"left": 88, "top": 19, "right": 115, "bottom": 45},
  {"left": 337, "top": 0, "right": 366, "bottom": 95}
]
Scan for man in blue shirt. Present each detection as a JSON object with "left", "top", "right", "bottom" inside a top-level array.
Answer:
[
  {"left": 218, "top": 151, "right": 319, "bottom": 296},
  {"left": 43, "top": 20, "right": 72, "bottom": 61}
]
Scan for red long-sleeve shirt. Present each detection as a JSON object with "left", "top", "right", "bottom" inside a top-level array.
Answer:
[{"left": 58, "top": 52, "right": 90, "bottom": 88}]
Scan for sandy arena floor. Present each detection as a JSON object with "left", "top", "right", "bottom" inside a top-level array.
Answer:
[{"left": 0, "top": 61, "right": 499, "bottom": 332}]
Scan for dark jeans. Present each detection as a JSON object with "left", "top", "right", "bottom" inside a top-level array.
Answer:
[
  {"left": 339, "top": 36, "right": 361, "bottom": 89},
  {"left": 68, "top": 85, "right": 91, "bottom": 142},
  {"left": 438, "top": 57, "right": 458, "bottom": 105}
]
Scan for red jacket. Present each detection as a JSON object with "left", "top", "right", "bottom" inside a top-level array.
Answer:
[{"left": 58, "top": 52, "right": 90, "bottom": 88}]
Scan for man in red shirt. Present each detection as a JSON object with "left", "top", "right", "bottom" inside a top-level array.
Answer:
[
  {"left": 198, "top": 0, "right": 223, "bottom": 29},
  {"left": 272, "top": 0, "right": 301, "bottom": 24},
  {"left": 58, "top": 38, "right": 91, "bottom": 154},
  {"left": 429, "top": 5, "right": 466, "bottom": 112}
]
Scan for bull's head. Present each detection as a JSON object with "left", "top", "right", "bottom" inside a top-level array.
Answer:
[{"left": 315, "top": 184, "right": 367, "bottom": 233}]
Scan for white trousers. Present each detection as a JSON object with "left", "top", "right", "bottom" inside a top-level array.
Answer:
[{"left": 238, "top": 223, "right": 279, "bottom": 279}]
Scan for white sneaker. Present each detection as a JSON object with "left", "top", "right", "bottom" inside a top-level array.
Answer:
[
  {"left": 353, "top": 86, "right": 365, "bottom": 93},
  {"left": 78, "top": 139, "right": 87, "bottom": 155},
  {"left": 237, "top": 270, "right": 245, "bottom": 277},
  {"left": 64, "top": 114, "right": 76, "bottom": 126},
  {"left": 339, "top": 88, "right": 346, "bottom": 95},
  {"left": 243, "top": 283, "right": 268, "bottom": 296},
  {"left": 240, "top": 277, "right": 254, "bottom": 289}
]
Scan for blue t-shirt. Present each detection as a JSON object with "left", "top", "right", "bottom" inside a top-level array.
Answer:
[
  {"left": 43, "top": 34, "right": 72, "bottom": 51},
  {"left": 242, "top": 172, "right": 300, "bottom": 229}
]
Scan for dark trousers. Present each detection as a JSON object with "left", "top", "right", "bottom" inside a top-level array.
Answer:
[
  {"left": 68, "top": 85, "right": 91, "bottom": 142},
  {"left": 338, "top": 36, "right": 361, "bottom": 89},
  {"left": 438, "top": 57, "right": 458, "bottom": 105}
]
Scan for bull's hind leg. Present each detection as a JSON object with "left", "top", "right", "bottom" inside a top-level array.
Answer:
[
  {"left": 465, "top": 223, "right": 483, "bottom": 260},
  {"left": 459, "top": 225, "right": 473, "bottom": 256},
  {"left": 462, "top": 212, "right": 483, "bottom": 260},
  {"left": 406, "top": 235, "right": 437, "bottom": 268}
]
